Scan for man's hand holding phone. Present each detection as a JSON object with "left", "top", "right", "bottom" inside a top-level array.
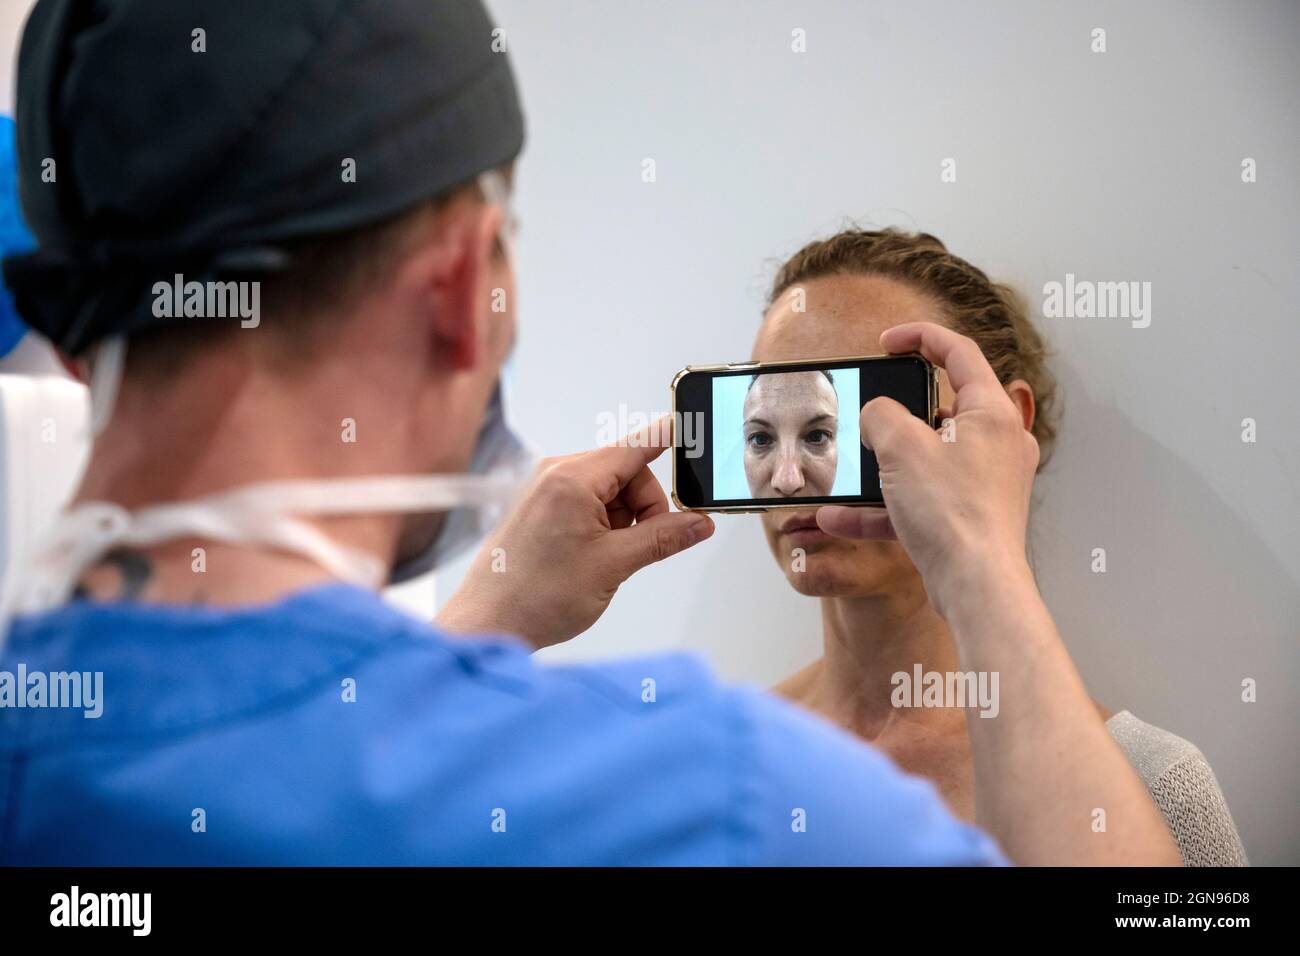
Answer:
[
  {"left": 437, "top": 421, "right": 715, "bottom": 650},
  {"left": 816, "top": 321, "right": 1041, "bottom": 621}
]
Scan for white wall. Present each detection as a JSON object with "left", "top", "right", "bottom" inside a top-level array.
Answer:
[
  {"left": 0, "top": 0, "right": 27, "bottom": 114},
  {"left": 460, "top": 0, "right": 1300, "bottom": 863}
]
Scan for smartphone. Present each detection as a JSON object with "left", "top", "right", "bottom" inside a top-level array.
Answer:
[{"left": 671, "top": 353, "right": 938, "bottom": 512}]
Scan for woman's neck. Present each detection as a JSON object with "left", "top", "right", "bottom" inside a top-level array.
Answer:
[{"left": 800, "top": 578, "right": 964, "bottom": 741}]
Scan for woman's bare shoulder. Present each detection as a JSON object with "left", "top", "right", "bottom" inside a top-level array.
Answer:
[{"left": 771, "top": 659, "right": 822, "bottom": 701}]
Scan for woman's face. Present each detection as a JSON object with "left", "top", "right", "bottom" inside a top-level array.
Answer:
[
  {"left": 752, "top": 273, "right": 958, "bottom": 599},
  {"left": 742, "top": 371, "right": 839, "bottom": 498}
]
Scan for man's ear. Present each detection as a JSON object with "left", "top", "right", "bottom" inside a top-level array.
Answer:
[
  {"left": 1006, "top": 379, "right": 1036, "bottom": 433},
  {"left": 427, "top": 201, "right": 503, "bottom": 372}
]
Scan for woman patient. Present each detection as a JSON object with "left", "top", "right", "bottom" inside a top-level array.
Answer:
[{"left": 754, "top": 228, "right": 1248, "bottom": 866}]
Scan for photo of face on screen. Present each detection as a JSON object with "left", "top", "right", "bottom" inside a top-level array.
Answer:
[{"left": 711, "top": 368, "right": 862, "bottom": 501}]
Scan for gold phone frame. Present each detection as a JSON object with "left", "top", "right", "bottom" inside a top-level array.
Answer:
[{"left": 670, "top": 352, "right": 939, "bottom": 514}]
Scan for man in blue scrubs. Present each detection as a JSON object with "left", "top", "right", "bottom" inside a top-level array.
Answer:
[{"left": 0, "top": 1, "right": 1179, "bottom": 866}]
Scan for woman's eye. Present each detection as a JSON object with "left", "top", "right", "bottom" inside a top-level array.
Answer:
[
  {"left": 805, "top": 429, "right": 832, "bottom": 446},
  {"left": 747, "top": 432, "right": 772, "bottom": 448}
]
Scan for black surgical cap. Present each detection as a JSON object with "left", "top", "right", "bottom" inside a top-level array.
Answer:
[{"left": 1, "top": 0, "right": 525, "bottom": 355}]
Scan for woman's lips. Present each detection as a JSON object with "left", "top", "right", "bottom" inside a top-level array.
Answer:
[{"left": 778, "top": 515, "right": 828, "bottom": 545}]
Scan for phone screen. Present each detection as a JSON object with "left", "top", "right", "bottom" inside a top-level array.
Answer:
[{"left": 672, "top": 354, "right": 935, "bottom": 511}]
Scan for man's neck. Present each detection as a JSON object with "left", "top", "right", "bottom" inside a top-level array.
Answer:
[
  {"left": 72, "top": 539, "right": 350, "bottom": 607},
  {"left": 69, "top": 350, "right": 417, "bottom": 605}
]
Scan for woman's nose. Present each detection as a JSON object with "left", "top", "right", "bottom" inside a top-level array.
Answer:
[{"left": 771, "top": 450, "right": 805, "bottom": 496}]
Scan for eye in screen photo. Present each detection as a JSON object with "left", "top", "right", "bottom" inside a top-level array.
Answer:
[{"left": 711, "top": 368, "right": 862, "bottom": 501}]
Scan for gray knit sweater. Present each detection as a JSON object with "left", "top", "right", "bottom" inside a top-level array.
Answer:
[{"left": 1105, "top": 710, "right": 1249, "bottom": 866}]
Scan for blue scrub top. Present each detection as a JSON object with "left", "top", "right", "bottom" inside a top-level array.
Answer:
[{"left": 0, "top": 584, "right": 1006, "bottom": 865}]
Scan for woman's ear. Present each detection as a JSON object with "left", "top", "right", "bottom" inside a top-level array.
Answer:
[{"left": 1006, "top": 379, "right": 1036, "bottom": 433}]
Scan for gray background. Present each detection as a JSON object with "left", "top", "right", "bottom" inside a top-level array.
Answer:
[{"left": 3, "top": 1, "right": 1296, "bottom": 863}]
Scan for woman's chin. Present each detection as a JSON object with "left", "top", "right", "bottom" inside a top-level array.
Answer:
[{"left": 781, "top": 557, "right": 900, "bottom": 598}]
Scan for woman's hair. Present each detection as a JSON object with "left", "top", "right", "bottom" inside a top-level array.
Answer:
[{"left": 769, "top": 228, "right": 1058, "bottom": 470}]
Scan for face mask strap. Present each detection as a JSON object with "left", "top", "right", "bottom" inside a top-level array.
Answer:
[
  {"left": 85, "top": 335, "right": 127, "bottom": 437},
  {"left": 4, "top": 470, "right": 529, "bottom": 619},
  {"left": 0, "top": 503, "right": 133, "bottom": 651}
]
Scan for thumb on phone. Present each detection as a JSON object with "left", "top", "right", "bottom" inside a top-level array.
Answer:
[
  {"left": 612, "top": 509, "right": 715, "bottom": 577},
  {"left": 816, "top": 505, "right": 895, "bottom": 540},
  {"left": 818, "top": 393, "right": 933, "bottom": 540}
]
